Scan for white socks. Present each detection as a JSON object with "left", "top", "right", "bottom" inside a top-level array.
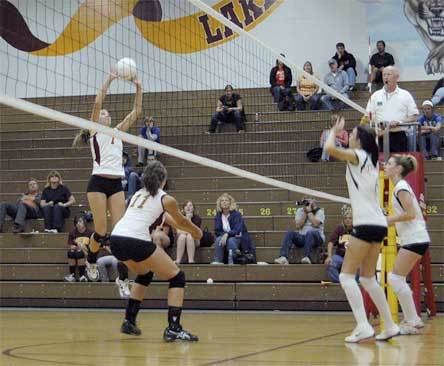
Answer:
[
  {"left": 339, "top": 273, "right": 369, "bottom": 327},
  {"left": 388, "top": 272, "right": 420, "bottom": 323},
  {"left": 360, "top": 276, "right": 396, "bottom": 329}
]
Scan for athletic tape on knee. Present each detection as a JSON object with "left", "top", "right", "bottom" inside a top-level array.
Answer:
[
  {"left": 339, "top": 272, "right": 356, "bottom": 289},
  {"left": 135, "top": 271, "right": 153, "bottom": 287},
  {"left": 169, "top": 270, "right": 186, "bottom": 289},
  {"left": 388, "top": 272, "right": 408, "bottom": 294},
  {"left": 360, "top": 276, "right": 379, "bottom": 291}
]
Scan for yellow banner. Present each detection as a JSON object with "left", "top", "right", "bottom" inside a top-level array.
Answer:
[{"left": 16, "top": 0, "right": 283, "bottom": 56}]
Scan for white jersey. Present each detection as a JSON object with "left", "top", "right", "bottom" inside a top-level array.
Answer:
[
  {"left": 346, "top": 149, "right": 387, "bottom": 227},
  {"left": 112, "top": 188, "right": 166, "bottom": 241},
  {"left": 90, "top": 130, "right": 124, "bottom": 177},
  {"left": 393, "top": 180, "right": 430, "bottom": 246}
]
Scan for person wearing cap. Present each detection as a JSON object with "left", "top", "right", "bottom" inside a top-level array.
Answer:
[
  {"left": 366, "top": 66, "right": 419, "bottom": 152},
  {"left": 332, "top": 42, "right": 357, "bottom": 91},
  {"left": 418, "top": 100, "right": 442, "bottom": 160},
  {"left": 207, "top": 85, "right": 245, "bottom": 134},
  {"left": 320, "top": 59, "right": 350, "bottom": 111},
  {"left": 137, "top": 116, "right": 160, "bottom": 166}
]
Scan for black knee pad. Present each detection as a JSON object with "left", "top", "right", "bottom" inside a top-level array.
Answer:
[
  {"left": 169, "top": 270, "right": 186, "bottom": 289},
  {"left": 67, "top": 250, "right": 77, "bottom": 259},
  {"left": 135, "top": 271, "right": 154, "bottom": 287},
  {"left": 87, "top": 248, "right": 98, "bottom": 263},
  {"left": 74, "top": 250, "right": 85, "bottom": 260}
]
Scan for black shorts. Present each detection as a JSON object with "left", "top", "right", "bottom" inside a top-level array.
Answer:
[
  {"left": 402, "top": 242, "right": 429, "bottom": 256},
  {"left": 110, "top": 235, "right": 157, "bottom": 262},
  {"left": 351, "top": 225, "right": 388, "bottom": 243},
  {"left": 87, "top": 175, "right": 123, "bottom": 198}
]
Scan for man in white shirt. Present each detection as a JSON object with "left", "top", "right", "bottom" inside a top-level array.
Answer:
[{"left": 366, "top": 66, "right": 419, "bottom": 152}]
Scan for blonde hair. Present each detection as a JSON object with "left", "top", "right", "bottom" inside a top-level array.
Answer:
[
  {"left": 72, "top": 129, "right": 90, "bottom": 148},
  {"left": 341, "top": 205, "right": 352, "bottom": 217},
  {"left": 45, "top": 170, "right": 63, "bottom": 187},
  {"left": 216, "top": 193, "right": 237, "bottom": 212},
  {"left": 393, "top": 155, "right": 418, "bottom": 178}
]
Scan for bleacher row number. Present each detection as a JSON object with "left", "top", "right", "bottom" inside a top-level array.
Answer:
[{"left": 426, "top": 205, "right": 438, "bottom": 214}]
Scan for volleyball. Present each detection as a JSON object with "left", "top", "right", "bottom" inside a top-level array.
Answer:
[{"left": 116, "top": 58, "right": 137, "bottom": 80}]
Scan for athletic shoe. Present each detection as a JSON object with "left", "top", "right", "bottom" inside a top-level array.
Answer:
[
  {"left": 345, "top": 324, "right": 375, "bottom": 343},
  {"left": 79, "top": 275, "right": 88, "bottom": 282},
  {"left": 163, "top": 326, "right": 199, "bottom": 342},
  {"left": 12, "top": 224, "right": 24, "bottom": 234},
  {"left": 210, "top": 261, "right": 223, "bottom": 265},
  {"left": 274, "top": 256, "right": 289, "bottom": 265},
  {"left": 376, "top": 324, "right": 400, "bottom": 341},
  {"left": 86, "top": 262, "right": 100, "bottom": 282},
  {"left": 116, "top": 278, "right": 131, "bottom": 298},
  {"left": 120, "top": 320, "right": 141, "bottom": 336},
  {"left": 44, "top": 229, "right": 52, "bottom": 233},
  {"left": 64, "top": 273, "right": 76, "bottom": 282},
  {"left": 301, "top": 256, "right": 311, "bottom": 264},
  {"left": 400, "top": 318, "right": 424, "bottom": 329},
  {"left": 400, "top": 318, "right": 424, "bottom": 335}
]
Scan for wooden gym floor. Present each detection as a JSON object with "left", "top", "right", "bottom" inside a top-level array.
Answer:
[{"left": 0, "top": 310, "right": 443, "bottom": 366}]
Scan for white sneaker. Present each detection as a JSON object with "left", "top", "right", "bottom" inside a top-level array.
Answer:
[
  {"left": 64, "top": 273, "right": 76, "bottom": 282},
  {"left": 44, "top": 229, "right": 52, "bottom": 233},
  {"left": 301, "top": 256, "right": 311, "bottom": 264},
  {"left": 79, "top": 275, "right": 88, "bottom": 282},
  {"left": 210, "top": 261, "right": 223, "bottom": 265},
  {"left": 400, "top": 318, "right": 424, "bottom": 329},
  {"left": 399, "top": 318, "right": 424, "bottom": 335},
  {"left": 86, "top": 262, "right": 100, "bottom": 282},
  {"left": 274, "top": 256, "right": 289, "bottom": 265},
  {"left": 345, "top": 324, "right": 375, "bottom": 343},
  {"left": 50, "top": 229, "right": 59, "bottom": 233},
  {"left": 116, "top": 278, "right": 131, "bottom": 298},
  {"left": 376, "top": 324, "right": 400, "bottom": 341}
]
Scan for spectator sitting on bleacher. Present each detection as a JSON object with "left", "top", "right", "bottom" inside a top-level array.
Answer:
[
  {"left": 207, "top": 85, "right": 245, "bottom": 134},
  {"left": 211, "top": 193, "right": 255, "bottom": 265},
  {"left": 321, "top": 59, "right": 349, "bottom": 111},
  {"left": 332, "top": 42, "right": 357, "bottom": 91},
  {"left": 324, "top": 206, "right": 353, "bottom": 283},
  {"left": 96, "top": 245, "right": 131, "bottom": 298},
  {"left": 40, "top": 171, "right": 76, "bottom": 233},
  {"left": 274, "top": 198, "right": 325, "bottom": 264},
  {"left": 320, "top": 114, "right": 349, "bottom": 161},
  {"left": 269, "top": 55, "right": 293, "bottom": 103},
  {"left": 295, "top": 61, "right": 321, "bottom": 111},
  {"left": 64, "top": 215, "right": 93, "bottom": 282},
  {"left": 175, "top": 201, "right": 202, "bottom": 265},
  {"left": 369, "top": 40, "right": 395, "bottom": 87},
  {"left": 137, "top": 116, "right": 160, "bottom": 165},
  {"left": 0, "top": 178, "right": 41, "bottom": 233},
  {"left": 122, "top": 151, "right": 141, "bottom": 203},
  {"left": 431, "top": 77, "right": 444, "bottom": 106},
  {"left": 418, "top": 100, "right": 442, "bottom": 160}
]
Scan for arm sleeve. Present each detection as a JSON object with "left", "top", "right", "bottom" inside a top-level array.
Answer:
[
  {"left": 369, "top": 54, "right": 376, "bottom": 67},
  {"left": 286, "top": 68, "right": 293, "bottom": 87},
  {"left": 41, "top": 188, "right": 48, "bottom": 201},
  {"left": 228, "top": 212, "right": 243, "bottom": 237},
  {"left": 388, "top": 54, "right": 395, "bottom": 66},
  {"left": 67, "top": 230, "right": 75, "bottom": 245},
  {"left": 315, "top": 209, "right": 325, "bottom": 224},
  {"left": 64, "top": 186, "right": 72, "bottom": 201},
  {"left": 214, "top": 214, "right": 223, "bottom": 237},
  {"left": 270, "top": 68, "right": 276, "bottom": 87},
  {"left": 328, "top": 226, "right": 341, "bottom": 246},
  {"left": 349, "top": 54, "right": 357, "bottom": 69}
]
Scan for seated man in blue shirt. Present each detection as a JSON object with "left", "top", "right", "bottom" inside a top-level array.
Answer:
[
  {"left": 275, "top": 198, "right": 325, "bottom": 264},
  {"left": 137, "top": 116, "right": 160, "bottom": 166},
  {"left": 418, "top": 100, "right": 442, "bottom": 160},
  {"left": 320, "top": 59, "right": 350, "bottom": 111}
]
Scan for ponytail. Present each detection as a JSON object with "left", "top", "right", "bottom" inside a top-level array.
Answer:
[
  {"left": 142, "top": 160, "right": 167, "bottom": 196},
  {"left": 72, "top": 129, "right": 90, "bottom": 148},
  {"left": 355, "top": 125, "right": 378, "bottom": 167}
]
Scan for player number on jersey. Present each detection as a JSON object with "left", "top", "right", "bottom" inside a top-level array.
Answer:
[{"left": 129, "top": 194, "right": 150, "bottom": 208}]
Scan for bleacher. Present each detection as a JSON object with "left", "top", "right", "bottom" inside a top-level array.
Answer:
[{"left": 0, "top": 80, "right": 443, "bottom": 311}]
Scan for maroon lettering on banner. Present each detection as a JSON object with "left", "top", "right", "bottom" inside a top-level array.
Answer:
[
  {"left": 239, "top": 0, "right": 263, "bottom": 26},
  {"left": 220, "top": 2, "right": 244, "bottom": 38},
  {"left": 264, "top": 0, "right": 277, "bottom": 10},
  {"left": 198, "top": 14, "right": 224, "bottom": 44}
]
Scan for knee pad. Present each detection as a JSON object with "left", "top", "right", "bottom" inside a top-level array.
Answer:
[
  {"left": 67, "top": 250, "right": 77, "bottom": 259},
  {"left": 74, "top": 250, "right": 85, "bottom": 260},
  {"left": 135, "top": 271, "right": 154, "bottom": 287},
  {"left": 388, "top": 272, "right": 408, "bottom": 295},
  {"left": 87, "top": 249, "right": 98, "bottom": 263},
  {"left": 339, "top": 272, "right": 356, "bottom": 289},
  {"left": 360, "top": 276, "right": 379, "bottom": 291},
  {"left": 169, "top": 270, "right": 186, "bottom": 289}
]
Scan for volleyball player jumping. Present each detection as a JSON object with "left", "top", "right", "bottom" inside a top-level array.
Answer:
[
  {"left": 111, "top": 160, "right": 202, "bottom": 341},
  {"left": 384, "top": 155, "right": 429, "bottom": 334},
  {"left": 325, "top": 117, "right": 399, "bottom": 342},
  {"left": 73, "top": 70, "right": 142, "bottom": 285}
]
